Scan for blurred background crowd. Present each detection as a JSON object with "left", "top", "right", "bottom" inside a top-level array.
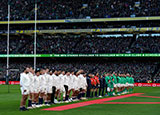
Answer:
[
  {"left": 0, "top": 58, "right": 159, "bottom": 83},
  {"left": 0, "top": 0, "right": 160, "bottom": 21},
  {"left": 0, "top": 35, "right": 160, "bottom": 54}
]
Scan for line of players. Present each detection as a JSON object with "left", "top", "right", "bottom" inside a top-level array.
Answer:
[{"left": 19, "top": 67, "right": 134, "bottom": 111}]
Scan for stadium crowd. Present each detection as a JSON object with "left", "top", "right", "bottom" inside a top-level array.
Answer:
[
  {"left": 0, "top": 59, "right": 157, "bottom": 83},
  {"left": 0, "top": 0, "right": 160, "bottom": 20},
  {"left": 0, "top": 35, "right": 160, "bottom": 54}
]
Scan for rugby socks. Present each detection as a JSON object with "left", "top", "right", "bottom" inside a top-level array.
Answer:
[
  {"left": 77, "top": 93, "right": 82, "bottom": 99},
  {"left": 58, "top": 98, "right": 61, "bottom": 102},
  {"left": 28, "top": 100, "right": 32, "bottom": 107},
  {"left": 41, "top": 98, "right": 44, "bottom": 104},
  {"left": 38, "top": 98, "right": 41, "bottom": 104},
  {"left": 81, "top": 93, "right": 85, "bottom": 97},
  {"left": 48, "top": 101, "right": 51, "bottom": 105},
  {"left": 19, "top": 106, "right": 25, "bottom": 111},
  {"left": 45, "top": 101, "right": 48, "bottom": 105},
  {"left": 113, "top": 90, "right": 116, "bottom": 95},
  {"left": 108, "top": 92, "right": 112, "bottom": 96},
  {"left": 91, "top": 92, "right": 94, "bottom": 97},
  {"left": 65, "top": 95, "right": 69, "bottom": 101},
  {"left": 72, "top": 97, "right": 77, "bottom": 100},
  {"left": 95, "top": 91, "right": 98, "bottom": 97},
  {"left": 39, "top": 98, "right": 43, "bottom": 104}
]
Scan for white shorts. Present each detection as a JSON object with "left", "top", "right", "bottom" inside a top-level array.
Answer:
[
  {"left": 29, "top": 86, "right": 35, "bottom": 93},
  {"left": 117, "top": 83, "right": 121, "bottom": 88},
  {"left": 40, "top": 86, "right": 46, "bottom": 93},
  {"left": 56, "top": 85, "right": 61, "bottom": 90},
  {"left": 47, "top": 87, "right": 53, "bottom": 94},
  {"left": 74, "top": 86, "right": 79, "bottom": 90},
  {"left": 20, "top": 87, "right": 29, "bottom": 95},
  {"left": 82, "top": 86, "right": 87, "bottom": 90},
  {"left": 114, "top": 84, "right": 117, "bottom": 88},
  {"left": 60, "top": 86, "right": 65, "bottom": 92},
  {"left": 68, "top": 86, "right": 74, "bottom": 90},
  {"left": 34, "top": 88, "right": 40, "bottom": 93},
  {"left": 107, "top": 87, "right": 110, "bottom": 92},
  {"left": 126, "top": 83, "right": 129, "bottom": 87}
]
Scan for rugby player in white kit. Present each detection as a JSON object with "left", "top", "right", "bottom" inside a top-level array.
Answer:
[
  {"left": 19, "top": 68, "right": 30, "bottom": 111},
  {"left": 32, "top": 69, "right": 41, "bottom": 108},
  {"left": 27, "top": 67, "right": 35, "bottom": 109},
  {"left": 45, "top": 70, "right": 53, "bottom": 106}
]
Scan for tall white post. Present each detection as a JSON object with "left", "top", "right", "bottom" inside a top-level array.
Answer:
[
  {"left": 7, "top": 4, "right": 10, "bottom": 93},
  {"left": 34, "top": 2, "right": 37, "bottom": 70},
  {"left": 7, "top": 4, "right": 10, "bottom": 78}
]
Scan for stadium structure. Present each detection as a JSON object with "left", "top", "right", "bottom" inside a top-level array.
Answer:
[{"left": 0, "top": 0, "right": 160, "bottom": 115}]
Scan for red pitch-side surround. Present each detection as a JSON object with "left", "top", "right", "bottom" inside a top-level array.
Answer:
[
  {"left": 97, "top": 102, "right": 160, "bottom": 104},
  {"left": 42, "top": 93, "right": 143, "bottom": 111},
  {"left": 0, "top": 81, "right": 20, "bottom": 85},
  {"left": 136, "top": 95, "right": 160, "bottom": 98},
  {"left": 134, "top": 83, "right": 160, "bottom": 87}
]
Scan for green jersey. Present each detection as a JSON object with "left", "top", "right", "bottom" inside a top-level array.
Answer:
[
  {"left": 129, "top": 77, "right": 132, "bottom": 84},
  {"left": 123, "top": 77, "right": 127, "bottom": 84},
  {"left": 105, "top": 76, "right": 110, "bottom": 84},
  {"left": 121, "top": 77, "right": 125, "bottom": 84},
  {"left": 113, "top": 75, "right": 117, "bottom": 84},
  {"left": 131, "top": 77, "right": 135, "bottom": 84},
  {"left": 110, "top": 80, "right": 114, "bottom": 88},
  {"left": 126, "top": 76, "right": 130, "bottom": 83},
  {"left": 117, "top": 76, "right": 121, "bottom": 84}
]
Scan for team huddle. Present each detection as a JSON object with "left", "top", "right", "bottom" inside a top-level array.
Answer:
[{"left": 19, "top": 67, "right": 134, "bottom": 111}]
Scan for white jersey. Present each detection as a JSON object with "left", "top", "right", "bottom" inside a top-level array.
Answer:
[
  {"left": 20, "top": 73, "right": 30, "bottom": 90},
  {"left": 45, "top": 74, "right": 53, "bottom": 94},
  {"left": 82, "top": 77, "right": 87, "bottom": 88},
  {"left": 28, "top": 72, "right": 34, "bottom": 85},
  {"left": 52, "top": 74, "right": 59, "bottom": 87},
  {"left": 65, "top": 74, "right": 73, "bottom": 89},
  {"left": 59, "top": 74, "right": 65, "bottom": 86},
  {"left": 68, "top": 74, "right": 74, "bottom": 89},
  {"left": 44, "top": 73, "right": 50, "bottom": 87},
  {"left": 78, "top": 74, "right": 84, "bottom": 88},
  {"left": 64, "top": 75, "right": 70, "bottom": 86},
  {"left": 47, "top": 74, "right": 53, "bottom": 87},
  {"left": 58, "top": 74, "right": 65, "bottom": 92},
  {"left": 39, "top": 74, "right": 46, "bottom": 87},
  {"left": 72, "top": 75, "right": 77, "bottom": 88},
  {"left": 33, "top": 75, "right": 40, "bottom": 91},
  {"left": 74, "top": 75, "right": 79, "bottom": 90},
  {"left": 28, "top": 72, "right": 35, "bottom": 92}
]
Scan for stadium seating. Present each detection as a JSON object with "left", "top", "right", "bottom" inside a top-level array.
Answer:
[
  {"left": 0, "top": 35, "right": 160, "bottom": 54},
  {"left": 0, "top": 0, "right": 160, "bottom": 21},
  {"left": 0, "top": 58, "right": 157, "bottom": 82}
]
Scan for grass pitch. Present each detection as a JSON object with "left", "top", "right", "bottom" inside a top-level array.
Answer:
[{"left": 0, "top": 85, "right": 160, "bottom": 115}]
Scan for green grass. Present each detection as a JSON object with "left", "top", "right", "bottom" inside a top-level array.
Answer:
[{"left": 0, "top": 85, "right": 160, "bottom": 115}]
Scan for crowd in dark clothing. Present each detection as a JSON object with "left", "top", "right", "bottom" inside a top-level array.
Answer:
[
  {"left": 0, "top": 58, "right": 158, "bottom": 83},
  {"left": 0, "top": 35, "right": 160, "bottom": 54},
  {"left": 0, "top": 0, "right": 160, "bottom": 21}
]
